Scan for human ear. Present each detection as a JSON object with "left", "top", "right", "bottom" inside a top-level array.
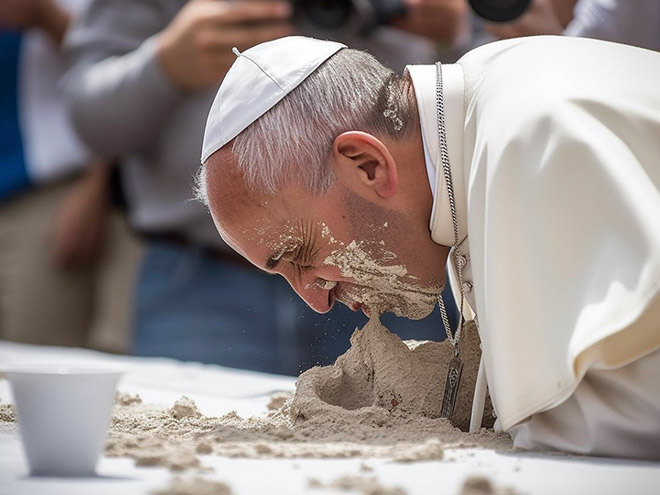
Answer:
[{"left": 331, "top": 131, "right": 399, "bottom": 199}]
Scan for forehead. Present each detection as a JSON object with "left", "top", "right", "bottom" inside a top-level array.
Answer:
[{"left": 204, "top": 149, "right": 316, "bottom": 255}]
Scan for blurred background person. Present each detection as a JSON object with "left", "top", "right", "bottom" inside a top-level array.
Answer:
[
  {"left": 0, "top": 0, "right": 142, "bottom": 353},
  {"left": 562, "top": 0, "right": 660, "bottom": 50},
  {"left": 483, "top": 0, "right": 660, "bottom": 51},
  {"left": 62, "top": 0, "right": 465, "bottom": 375}
]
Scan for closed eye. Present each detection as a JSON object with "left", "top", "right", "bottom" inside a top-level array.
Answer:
[
  {"left": 265, "top": 252, "right": 283, "bottom": 270},
  {"left": 265, "top": 245, "right": 303, "bottom": 271}
]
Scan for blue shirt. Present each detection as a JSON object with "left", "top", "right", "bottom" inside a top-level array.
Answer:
[{"left": 0, "top": 31, "right": 30, "bottom": 200}]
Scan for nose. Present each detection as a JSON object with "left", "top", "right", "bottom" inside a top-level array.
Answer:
[{"left": 284, "top": 273, "right": 334, "bottom": 314}]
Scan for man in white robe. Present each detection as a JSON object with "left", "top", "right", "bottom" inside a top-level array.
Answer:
[{"left": 197, "top": 35, "right": 660, "bottom": 458}]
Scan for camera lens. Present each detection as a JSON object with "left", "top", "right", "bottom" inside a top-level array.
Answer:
[
  {"left": 468, "top": 0, "right": 532, "bottom": 23},
  {"left": 371, "top": 0, "right": 406, "bottom": 25},
  {"left": 294, "top": 0, "right": 353, "bottom": 30}
]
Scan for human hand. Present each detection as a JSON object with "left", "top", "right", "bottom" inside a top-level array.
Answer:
[
  {"left": 485, "top": 0, "right": 564, "bottom": 39},
  {"left": 157, "top": 0, "right": 293, "bottom": 92},
  {"left": 53, "top": 162, "right": 110, "bottom": 266},
  {"left": 0, "top": 0, "right": 69, "bottom": 44},
  {"left": 389, "top": 0, "right": 467, "bottom": 43}
]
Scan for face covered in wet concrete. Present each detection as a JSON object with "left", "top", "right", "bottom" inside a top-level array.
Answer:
[{"left": 205, "top": 131, "right": 449, "bottom": 320}]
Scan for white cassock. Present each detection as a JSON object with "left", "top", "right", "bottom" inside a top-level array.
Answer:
[{"left": 407, "top": 36, "right": 660, "bottom": 458}]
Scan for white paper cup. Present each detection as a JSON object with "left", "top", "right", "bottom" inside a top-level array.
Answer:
[{"left": 5, "top": 364, "right": 124, "bottom": 476}]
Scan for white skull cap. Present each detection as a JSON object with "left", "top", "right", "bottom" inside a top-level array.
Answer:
[{"left": 201, "top": 36, "right": 346, "bottom": 163}]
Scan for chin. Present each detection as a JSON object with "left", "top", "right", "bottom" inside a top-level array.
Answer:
[
  {"left": 389, "top": 302, "right": 436, "bottom": 320},
  {"left": 364, "top": 293, "right": 438, "bottom": 321}
]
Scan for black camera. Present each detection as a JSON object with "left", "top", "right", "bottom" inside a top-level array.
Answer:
[
  {"left": 292, "top": 0, "right": 532, "bottom": 35},
  {"left": 292, "top": 0, "right": 406, "bottom": 35}
]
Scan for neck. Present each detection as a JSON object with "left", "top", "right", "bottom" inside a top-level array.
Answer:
[{"left": 397, "top": 126, "right": 434, "bottom": 230}]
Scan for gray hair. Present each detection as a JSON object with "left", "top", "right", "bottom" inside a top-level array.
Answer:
[{"left": 195, "top": 48, "right": 416, "bottom": 205}]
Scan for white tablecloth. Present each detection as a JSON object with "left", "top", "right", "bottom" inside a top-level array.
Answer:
[{"left": 1, "top": 341, "right": 659, "bottom": 495}]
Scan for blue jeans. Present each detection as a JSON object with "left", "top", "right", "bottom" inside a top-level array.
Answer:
[{"left": 134, "top": 240, "right": 455, "bottom": 375}]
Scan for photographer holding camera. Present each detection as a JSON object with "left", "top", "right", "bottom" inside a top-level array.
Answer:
[{"left": 62, "top": 0, "right": 465, "bottom": 372}]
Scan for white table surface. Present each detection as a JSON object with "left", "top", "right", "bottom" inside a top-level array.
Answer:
[{"left": 1, "top": 340, "right": 659, "bottom": 495}]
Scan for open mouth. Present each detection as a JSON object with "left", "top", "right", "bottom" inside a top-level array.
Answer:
[{"left": 335, "top": 285, "right": 372, "bottom": 317}]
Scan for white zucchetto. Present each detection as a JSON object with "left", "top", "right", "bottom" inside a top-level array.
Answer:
[{"left": 201, "top": 36, "right": 346, "bottom": 163}]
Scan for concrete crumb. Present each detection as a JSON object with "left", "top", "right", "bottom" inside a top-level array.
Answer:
[
  {"left": 391, "top": 438, "right": 444, "bottom": 463},
  {"left": 0, "top": 404, "right": 15, "bottom": 423},
  {"left": 116, "top": 392, "right": 142, "bottom": 406},
  {"left": 196, "top": 442, "right": 213, "bottom": 454},
  {"left": 310, "top": 474, "right": 407, "bottom": 495},
  {"left": 170, "top": 396, "right": 202, "bottom": 420},
  {"left": 308, "top": 478, "right": 322, "bottom": 488},
  {"left": 151, "top": 477, "right": 232, "bottom": 495},
  {"left": 460, "top": 475, "right": 519, "bottom": 495},
  {"left": 266, "top": 392, "right": 292, "bottom": 411}
]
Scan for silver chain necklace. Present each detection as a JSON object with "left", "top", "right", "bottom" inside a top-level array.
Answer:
[{"left": 436, "top": 62, "right": 467, "bottom": 422}]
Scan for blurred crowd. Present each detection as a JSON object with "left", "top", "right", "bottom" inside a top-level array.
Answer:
[{"left": 1, "top": 0, "right": 658, "bottom": 375}]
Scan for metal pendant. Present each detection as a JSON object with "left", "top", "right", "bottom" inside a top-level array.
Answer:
[{"left": 440, "top": 351, "right": 464, "bottom": 421}]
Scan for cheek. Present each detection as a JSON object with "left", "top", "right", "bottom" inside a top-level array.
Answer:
[
  {"left": 316, "top": 264, "right": 354, "bottom": 284},
  {"left": 323, "top": 237, "right": 403, "bottom": 284}
]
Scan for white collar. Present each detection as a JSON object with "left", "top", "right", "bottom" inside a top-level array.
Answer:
[
  {"left": 421, "top": 123, "right": 437, "bottom": 198},
  {"left": 407, "top": 63, "right": 467, "bottom": 246}
]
